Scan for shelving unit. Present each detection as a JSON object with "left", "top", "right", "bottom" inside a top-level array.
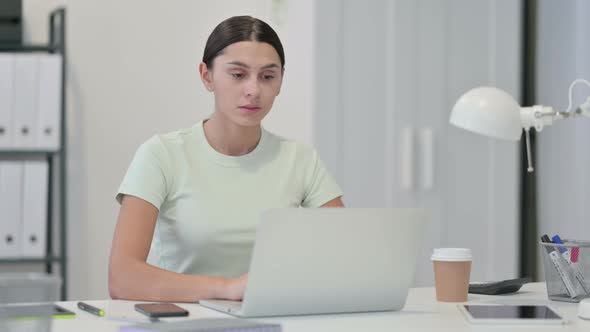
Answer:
[{"left": 0, "top": 7, "right": 67, "bottom": 300}]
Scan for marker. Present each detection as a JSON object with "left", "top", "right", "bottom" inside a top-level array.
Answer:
[
  {"left": 77, "top": 302, "right": 105, "bottom": 317},
  {"left": 552, "top": 235, "right": 590, "bottom": 295},
  {"left": 541, "top": 235, "right": 582, "bottom": 299}
]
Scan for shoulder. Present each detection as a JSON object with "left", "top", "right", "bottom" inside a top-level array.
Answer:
[
  {"left": 138, "top": 126, "right": 195, "bottom": 158},
  {"left": 264, "top": 129, "right": 318, "bottom": 160}
]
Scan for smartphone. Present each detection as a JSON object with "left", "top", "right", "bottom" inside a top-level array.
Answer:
[{"left": 134, "top": 303, "right": 189, "bottom": 318}]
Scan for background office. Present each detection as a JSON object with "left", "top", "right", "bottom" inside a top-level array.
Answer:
[{"left": 4, "top": 0, "right": 589, "bottom": 301}]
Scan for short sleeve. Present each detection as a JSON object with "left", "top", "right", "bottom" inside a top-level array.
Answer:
[
  {"left": 301, "top": 147, "right": 343, "bottom": 207},
  {"left": 115, "top": 136, "right": 170, "bottom": 210}
]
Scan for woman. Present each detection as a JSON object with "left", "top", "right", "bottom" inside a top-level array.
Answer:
[{"left": 108, "top": 16, "right": 344, "bottom": 302}]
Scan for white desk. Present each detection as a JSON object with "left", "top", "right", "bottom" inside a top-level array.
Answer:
[{"left": 51, "top": 283, "right": 589, "bottom": 331}]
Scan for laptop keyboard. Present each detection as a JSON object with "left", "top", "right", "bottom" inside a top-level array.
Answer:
[{"left": 225, "top": 301, "right": 243, "bottom": 313}]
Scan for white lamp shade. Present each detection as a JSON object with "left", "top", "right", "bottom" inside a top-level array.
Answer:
[{"left": 449, "top": 87, "right": 523, "bottom": 141}]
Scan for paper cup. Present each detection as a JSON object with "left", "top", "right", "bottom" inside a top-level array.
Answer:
[{"left": 431, "top": 248, "right": 472, "bottom": 302}]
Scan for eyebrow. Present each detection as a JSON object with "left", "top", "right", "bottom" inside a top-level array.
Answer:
[{"left": 225, "top": 61, "right": 280, "bottom": 70}]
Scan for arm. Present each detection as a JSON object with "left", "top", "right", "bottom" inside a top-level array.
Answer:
[
  {"left": 108, "top": 195, "right": 245, "bottom": 302},
  {"left": 321, "top": 197, "right": 345, "bottom": 207}
]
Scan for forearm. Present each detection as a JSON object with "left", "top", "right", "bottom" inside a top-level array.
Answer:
[{"left": 109, "top": 259, "right": 228, "bottom": 302}]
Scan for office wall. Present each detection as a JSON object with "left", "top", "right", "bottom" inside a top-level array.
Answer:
[
  {"left": 23, "top": 0, "right": 315, "bottom": 299},
  {"left": 315, "top": 0, "right": 521, "bottom": 285},
  {"left": 536, "top": 0, "right": 590, "bottom": 275}
]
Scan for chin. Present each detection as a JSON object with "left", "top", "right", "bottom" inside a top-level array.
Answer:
[
  {"left": 231, "top": 112, "right": 268, "bottom": 127},
  {"left": 232, "top": 116, "right": 263, "bottom": 127}
]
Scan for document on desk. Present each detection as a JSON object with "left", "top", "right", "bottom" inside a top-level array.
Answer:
[{"left": 119, "top": 318, "right": 282, "bottom": 332}]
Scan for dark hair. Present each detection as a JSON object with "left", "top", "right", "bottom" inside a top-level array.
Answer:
[{"left": 202, "top": 16, "right": 285, "bottom": 69}]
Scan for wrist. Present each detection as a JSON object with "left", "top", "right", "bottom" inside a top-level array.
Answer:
[{"left": 212, "top": 276, "right": 232, "bottom": 300}]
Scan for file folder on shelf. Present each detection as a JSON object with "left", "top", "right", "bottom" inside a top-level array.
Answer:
[
  {"left": 0, "top": 53, "right": 15, "bottom": 149},
  {"left": 20, "top": 160, "right": 48, "bottom": 258},
  {"left": 0, "top": 161, "right": 23, "bottom": 258},
  {"left": 13, "top": 54, "right": 39, "bottom": 149},
  {"left": 0, "top": 7, "right": 67, "bottom": 300},
  {"left": 36, "top": 54, "right": 62, "bottom": 151}
]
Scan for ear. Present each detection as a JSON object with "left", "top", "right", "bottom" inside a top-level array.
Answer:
[
  {"left": 276, "top": 67, "right": 285, "bottom": 96},
  {"left": 199, "top": 62, "right": 214, "bottom": 92}
]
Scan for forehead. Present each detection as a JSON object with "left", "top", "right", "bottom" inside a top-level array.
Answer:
[{"left": 215, "top": 41, "right": 282, "bottom": 69}]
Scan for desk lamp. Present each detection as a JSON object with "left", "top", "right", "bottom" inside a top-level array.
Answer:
[
  {"left": 449, "top": 79, "right": 590, "bottom": 172},
  {"left": 450, "top": 79, "right": 590, "bottom": 317}
]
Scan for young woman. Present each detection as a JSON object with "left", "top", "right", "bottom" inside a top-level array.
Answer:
[{"left": 108, "top": 16, "right": 344, "bottom": 302}]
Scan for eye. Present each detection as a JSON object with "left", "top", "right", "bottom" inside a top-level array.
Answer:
[
  {"left": 261, "top": 73, "right": 275, "bottom": 81},
  {"left": 231, "top": 72, "right": 245, "bottom": 79}
]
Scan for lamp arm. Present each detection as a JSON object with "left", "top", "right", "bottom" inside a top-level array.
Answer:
[
  {"left": 520, "top": 106, "right": 555, "bottom": 132},
  {"left": 520, "top": 79, "right": 590, "bottom": 131},
  {"left": 564, "top": 79, "right": 590, "bottom": 114},
  {"left": 520, "top": 78, "right": 590, "bottom": 132},
  {"left": 517, "top": 79, "right": 590, "bottom": 173},
  {"left": 540, "top": 95, "right": 590, "bottom": 119}
]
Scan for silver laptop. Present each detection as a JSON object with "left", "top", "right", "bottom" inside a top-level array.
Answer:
[{"left": 199, "top": 208, "right": 428, "bottom": 317}]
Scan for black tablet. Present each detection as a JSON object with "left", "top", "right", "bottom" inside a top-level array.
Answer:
[{"left": 460, "top": 304, "right": 566, "bottom": 325}]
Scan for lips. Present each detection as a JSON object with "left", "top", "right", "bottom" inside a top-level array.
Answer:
[{"left": 238, "top": 105, "right": 261, "bottom": 113}]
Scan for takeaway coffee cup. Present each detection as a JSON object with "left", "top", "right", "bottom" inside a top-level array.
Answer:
[{"left": 431, "top": 248, "right": 472, "bottom": 302}]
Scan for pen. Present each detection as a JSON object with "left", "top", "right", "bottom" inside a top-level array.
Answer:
[
  {"left": 77, "top": 302, "right": 105, "bottom": 317},
  {"left": 541, "top": 235, "right": 581, "bottom": 299},
  {"left": 552, "top": 235, "right": 590, "bottom": 295}
]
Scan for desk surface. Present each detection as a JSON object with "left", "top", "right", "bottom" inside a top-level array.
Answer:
[{"left": 50, "top": 283, "right": 589, "bottom": 331}]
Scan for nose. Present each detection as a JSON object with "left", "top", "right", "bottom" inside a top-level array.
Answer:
[{"left": 244, "top": 77, "right": 261, "bottom": 98}]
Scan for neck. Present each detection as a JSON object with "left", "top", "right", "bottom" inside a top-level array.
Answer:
[{"left": 203, "top": 112, "right": 262, "bottom": 156}]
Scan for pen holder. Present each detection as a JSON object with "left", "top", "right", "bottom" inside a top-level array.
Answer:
[{"left": 540, "top": 239, "right": 590, "bottom": 303}]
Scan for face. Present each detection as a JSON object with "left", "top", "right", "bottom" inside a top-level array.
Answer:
[{"left": 200, "top": 41, "right": 284, "bottom": 127}]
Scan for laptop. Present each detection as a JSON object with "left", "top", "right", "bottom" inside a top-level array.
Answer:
[{"left": 199, "top": 208, "right": 428, "bottom": 317}]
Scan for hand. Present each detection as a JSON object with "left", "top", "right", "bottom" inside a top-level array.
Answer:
[{"left": 223, "top": 273, "right": 248, "bottom": 301}]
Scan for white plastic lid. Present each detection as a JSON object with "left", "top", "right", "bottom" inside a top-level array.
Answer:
[{"left": 431, "top": 248, "right": 472, "bottom": 261}]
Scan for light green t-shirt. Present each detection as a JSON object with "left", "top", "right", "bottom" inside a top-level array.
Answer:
[{"left": 116, "top": 120, "right": 343, "bottom": 278}]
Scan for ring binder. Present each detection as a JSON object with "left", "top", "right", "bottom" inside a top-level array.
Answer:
[{"left": 0, "top": 7, "right": 67, "bottom": 300}]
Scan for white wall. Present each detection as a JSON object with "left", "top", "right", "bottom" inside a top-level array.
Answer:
[
  {"left": 23, "top": 0, "right": 315, "bottom": 300},
  {"left": 536, "top": 0, "right": 590, "bottom": 275},
  {"left": 315, "top": 0, "right": 521, "bottom": 285}
]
